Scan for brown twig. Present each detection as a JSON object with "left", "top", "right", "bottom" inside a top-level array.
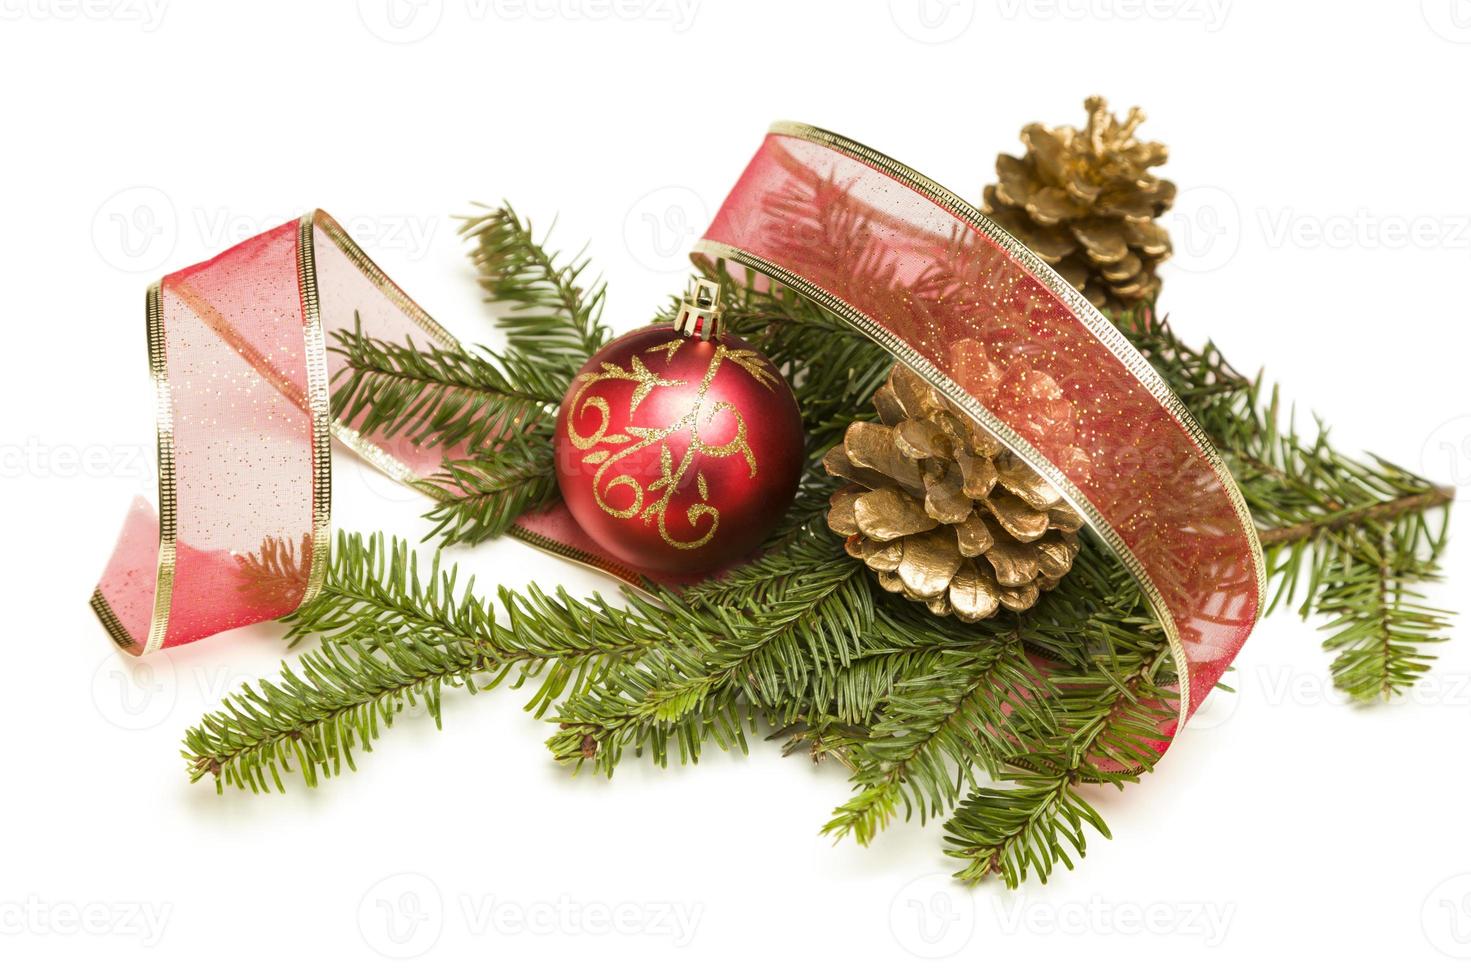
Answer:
[{"left": 1257, "top": 485, "right": 1455, "bottom": 548}]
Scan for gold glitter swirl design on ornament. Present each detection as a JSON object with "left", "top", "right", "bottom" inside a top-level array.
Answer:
[{"left": 565, "top": 336, "right": 777, "bottom": 551}]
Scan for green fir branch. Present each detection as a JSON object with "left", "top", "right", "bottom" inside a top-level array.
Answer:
[
  {"left": 821, "top": 640, "right": 1053, "bottom": 845},
  {"left": 460, "top": 203, "right": 610, "bottom": 373},
  {"left": 941, "top": 777, "right": 1112, "bottom": 889},
  {"left": 941, "top": 651, "right": 1172, "bottom": 886},
  {"left": 184, "top": 532, "right": 662, "bottom": 792},
  {"left": 330, "top": 319, "right": 563, "bottom": 454},
  {"left": 420, "top": 439, "right": 560, "bottom": 547},
  {"left": 547, "top": 528, "right": 874, "bottom": 772}
]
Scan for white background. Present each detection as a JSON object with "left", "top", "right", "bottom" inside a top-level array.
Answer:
[{"left": 3, "top": 0, "right": 1470, "bottom": 975}]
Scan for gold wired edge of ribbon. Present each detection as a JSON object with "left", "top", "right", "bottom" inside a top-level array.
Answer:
[
  {"left": 90, "top": 281, "right": 177, "bottom": 655},
  {"left": 295, "top": 214, "right": 334, "bottom": 607}
]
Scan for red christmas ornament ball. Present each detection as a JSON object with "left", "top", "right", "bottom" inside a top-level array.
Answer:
[{"left": 554, "top": 323, "right": 804, "bottom": 576}]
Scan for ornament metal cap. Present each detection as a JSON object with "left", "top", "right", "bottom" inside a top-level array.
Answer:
[{"left": 672, "top": 276, "right": 723, "bottom": 340}]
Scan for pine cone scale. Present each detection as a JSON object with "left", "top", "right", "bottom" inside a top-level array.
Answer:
[
  {"left": 956, "top": 512, "right": 994, "bottom": 557},
  {"left": 949, "top": 562, "right": 1000, "bottom": 623},
  {"left": 843, "top": 422, "right": 924, "bottom": 492},
  {"left": 855, "top": 486, "right": 938, "bottom": 541},
  {"left": 898, "top": 529, "right": 963, "bottom": 599}
]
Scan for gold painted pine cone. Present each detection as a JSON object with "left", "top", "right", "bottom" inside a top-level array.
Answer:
[
  {"left": 825, "top": 363, "right": 1082, "bottom": 623},
  {"left": 982, "top": 95, "right": 1174, "bottom": 314}
]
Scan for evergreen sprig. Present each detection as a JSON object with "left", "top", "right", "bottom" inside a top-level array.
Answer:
[
  {"left": 329, "top": 322, "right": 565, "bottom": 546},
  {"left": 183, "top": 532, "right": 664, "bottom": 792},
  {"left": 460, "top": 203, "right": 610, "bottom": 373},
  {"left": 421, "top": 441, "right": 559, "bottom": 547},
  {"left": 329, "top": 318, "right": 564, "bottom": 454},
  {"left": 547, "top": 527, "right": 876, "bottom": 772}
]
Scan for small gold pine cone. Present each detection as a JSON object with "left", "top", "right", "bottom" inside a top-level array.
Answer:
[
  {"left": 824, "top": 363, "right": 1083, "bottom": 622},
  {"left": 982, "top": 95, "right": 1174, "bottom": 314}
]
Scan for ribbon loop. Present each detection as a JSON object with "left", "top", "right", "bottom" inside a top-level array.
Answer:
[
  {"left": 92, "top": 211, "right": 457, "bottom": 654},
  {"left": 694, "top": 123, "right": 1265, "bottom": 727}
]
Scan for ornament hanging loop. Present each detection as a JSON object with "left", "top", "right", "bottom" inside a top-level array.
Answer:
[{"left": 673, "top": 276, "right": 724, "bottom": 340}]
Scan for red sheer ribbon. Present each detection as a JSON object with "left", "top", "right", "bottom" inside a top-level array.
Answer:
[
  {"left": 91, "top": 211, "right": 457, "bottom": 653},
  {"left": 693, "top": 124, "right": 1264, "bottom": 728},
  {"left": 93, "top": 123, "right": 1263, "bottom": 736}
]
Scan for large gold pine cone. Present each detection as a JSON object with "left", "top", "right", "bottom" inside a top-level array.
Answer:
[
  {"left": 823, "top": 363, "right": 1082, "bottom": 623},
  {"left": 981, "top": 95, "right": 1173, "bottom": 313}
]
